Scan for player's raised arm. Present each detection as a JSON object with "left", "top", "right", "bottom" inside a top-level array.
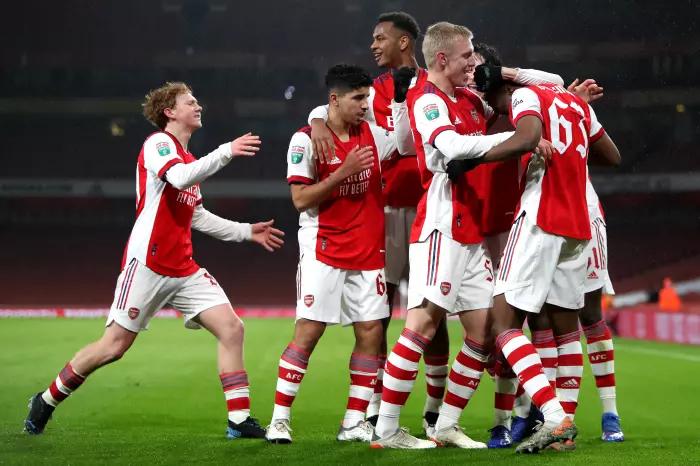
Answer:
[{"left": 162, "top": 133, "right": 261, "bottom": 190}]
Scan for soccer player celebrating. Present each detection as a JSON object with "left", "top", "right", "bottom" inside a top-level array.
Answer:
[
  {"left": 265, "top": 64, "right": 412, "bottom": 444},
  {"left": 24, "top": 82, "right": 285, "bottom": 439},
  {"left": 371, "top": 22, "right": 542, "bottom": 450},
  {"left": 472, "top": 61, "right": 621, "bottom": 453},
  {"left": 307, "top": 12, "right": 452, "bottom": 434}
]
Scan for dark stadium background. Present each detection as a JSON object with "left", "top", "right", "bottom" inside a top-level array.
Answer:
[{"left": 1, "top": 0, "right": 698, "bottom": 314}]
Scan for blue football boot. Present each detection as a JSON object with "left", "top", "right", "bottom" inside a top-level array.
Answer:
[
  {"left": 487, "top": 425, "right": 513, "bottom": 448},
  {"left": 601, "top": 412, "right": 624, "bottom": 442}
]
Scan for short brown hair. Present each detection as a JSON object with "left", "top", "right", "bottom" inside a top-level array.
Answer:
[
  {"left": 422, "top": 22, "right": 473, "bottom": 69},
  {"left": 142, "top": 81, "right": 192, "bottom": 130}
]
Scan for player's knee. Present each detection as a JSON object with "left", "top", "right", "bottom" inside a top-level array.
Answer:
[{"left": 221, "top": 316, "right": 245, "bottom": 346}]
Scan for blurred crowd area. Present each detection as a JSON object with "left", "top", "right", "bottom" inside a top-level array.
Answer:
[{"left": 1, "top": 0, "right": 698, "bottom": 306}]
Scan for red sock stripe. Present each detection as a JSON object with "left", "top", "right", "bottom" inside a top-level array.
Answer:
[
  {"left": 503, "top": 343, "right": 536, "bottom": 368},
  {"left": 275, "top": 391, "right": 296, "bottom": 407},
  {"left": 393, "top": 342, "right": 423, "bottom": 363},
  {"left": 373, "top": 378, "right": 384, "bottom": 394},
  {"left": 424, "top": 354, "right": 449, "bottom": 366},
  {"left": 586, "top": 329, "right": 613, "bottom": 344},
  {"left": 350, "top": 373, "right": 377, "bottom": 387},
  {"left": 464, "top": 337, "right": 488, "bottom": 356},
  {"left": 426, "top": 383, "right": 445, "bottom": 399},
  {"left": 593, "top": 373, "right": 616, "bottom": 388},
  {"left": 540, "top": 357, "right": 558, "bottom": 369},
  {"left": 518, "top": 363, "right": 546, "bottom": 386},
  {"left": 560, "top": 401, "right": 578, "bottom": 415},
  {"left": 495, "top": 392, "right": 515, "bottom": 410},
  {"left": 448, "top": 370, "right": 481, "bottom": 390},
  {"left": 278, "top": 366, "right": 305, "bottom": 383},
  {"left": 49, "top": 381, "right": 68, "bottom": 402},
  {"left": 588, "top": 349, "right": 614, "bottom": 364},
  {"left": 347, "top": 397, "right": 370, "bottom": 411},
  {"left": 530, "top": 385, "right": 556, "bottom": 408},
  {"left": 381, "top": 386, "right": 411, "bottom": 405},
  {"left": 444, "top": 391, "right": 471, "bottom": 410},
  {"left": 558, "top": 353, "right": 583, "bottom": 366},
  {"left": 455, "top": 350, "right": 486, "bottom": 372},
  {"left": 226, "top": 397, "right": 250, "bottom": 411},
  {"left": 384, "top": 360, "right": 418, "bottom": 381}
]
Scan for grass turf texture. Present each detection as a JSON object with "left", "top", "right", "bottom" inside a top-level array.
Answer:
[{"left": 1, "top": 318, "right": 699, "bottom": 465}]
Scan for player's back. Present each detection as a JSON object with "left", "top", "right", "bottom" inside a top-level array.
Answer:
[{"left": 511, "top": 83, "right": 596, "bottom": 240}]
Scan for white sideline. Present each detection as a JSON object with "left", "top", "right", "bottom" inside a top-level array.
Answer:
[{"left": 615, "top": 342, "right": 700, "bottom": 362}]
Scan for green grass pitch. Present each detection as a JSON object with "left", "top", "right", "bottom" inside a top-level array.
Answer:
[{"left": 2, "top": 318, "right": 699, "bottom": 465}]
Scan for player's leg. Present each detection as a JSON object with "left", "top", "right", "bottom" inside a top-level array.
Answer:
[
  {"left": 25, "top": 259, "right": 162, "bottom": 435},
  {"left": 372, "top": 231, "right": 461, "bottom": 448},
  {"left": 491, "top": 215, "right": 577, "bottom": 453},
  {"left": 581, "top": 289, "right": 624, "bottom": 441},
  {"left": 421, "top": 316, "right": 449, "bottom": 433},
  {"left": 337, "top": 319, "right": 383, "bottom": 441},
  {"left": 267, "top": 256, "right": 339, "bottom": 443},
  {"left": 432, "top": 307, "right": 489, "bottom": 449}
]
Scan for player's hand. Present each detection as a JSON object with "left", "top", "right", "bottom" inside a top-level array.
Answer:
[
  {"left": 230, "top": 132, "right": 261, "bottom": 157},
  {"left": 310, "top": 119, "right": 336, "bottom": 164},
  {"left": 250, "top": 219, "right": 285, "bottom": 252},
  {"left": 339, "top": 145, "right": 374, "bottom": 177},
  {"left": 534, "top": 138, "right": 555, "bottom": 160},
  {"left": 474, "top": 64, "right": 503, "bottom": 92},
  {"left": 446, "top": 158, "right": 481, "bottom": 182},
  {"left": 392, "top": 67, "right": 416, "bottom": 103},
  {"left": 568, "top": 78, "right": 604, "bottom": 104}
]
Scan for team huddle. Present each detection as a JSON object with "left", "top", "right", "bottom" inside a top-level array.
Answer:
[{"left": 24, "top": 11, "right": 623, "bottom": 455}]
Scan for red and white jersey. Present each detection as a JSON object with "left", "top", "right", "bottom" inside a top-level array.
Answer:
[
  {"left": 407, "top": 82, "right": 494, "bottom": 245},
  {"left": 370, "top": 69, "right": 428, "bottom": 208},
  {"left": 286, "top": 121, "right": 396, "bottom": 270},
  {"left": 511, "top": 83, "right": 606, "bottom": 240},
  {"left": 121, "top": 131, "right": 202, "bottom": 277}
]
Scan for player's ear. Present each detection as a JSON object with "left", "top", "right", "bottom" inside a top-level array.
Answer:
[
  {"left": 163, "top": 107, "right": 176, "bottom": 119},
  {"left": 329, "top": 91, "right": 339, "bottom": 107},
  {"left": 399, "top": 35, "right": 410, "bottom": 52}
]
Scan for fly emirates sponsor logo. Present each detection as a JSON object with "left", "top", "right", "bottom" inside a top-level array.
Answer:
[
  {"left": 176, "top": 185, "right": 200, "bottom": 207},
  {"left": 338, "top": 168, "right": 372, "bottom": 197}
]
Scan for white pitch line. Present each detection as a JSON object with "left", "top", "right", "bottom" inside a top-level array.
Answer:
[{"left": 616, "top": 344, "right": 700, "bottom": 362}]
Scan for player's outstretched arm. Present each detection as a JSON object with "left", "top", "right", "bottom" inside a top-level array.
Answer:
[
  {"left": 290, "top": 145, "right": 374, "bottom": 212},
  {"left": 191, "top": 205, "right": 284, "bottom": 251},
  {"left": 308, "top": 105, "right": 336, "bottom": 164},
  {"left": 165, "top": 133, "right": 261, "bottom": 190},
  {"left": 568, "top": 78, "right": 605, "bottom": 104}
]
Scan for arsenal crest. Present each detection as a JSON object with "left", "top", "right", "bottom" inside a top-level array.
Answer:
[
  {"left": 128, "top": 307, "right": 140, "bottom": 320},
  {"left": 440, "top": 282, "right": 451, "bottom": 295},
  {"left": 304, "top": 295, "right": 315, "bottom": 307}
]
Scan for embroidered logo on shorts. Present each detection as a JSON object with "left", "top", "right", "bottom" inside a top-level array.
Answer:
[
  {"left": 423, "top": 103, "right": 439, "bottom": 120},
  {"left": 128, "top": 307, "right": 140, "bottom": 320},
  {"left": 304, "top": 295, "right": 314, "bottom": 307},
  {"left": 156, "top": 142, "right": 171, "bottom": 156},
  {"left": 440, "top": 282, "right": 451, "bottom": 295}
]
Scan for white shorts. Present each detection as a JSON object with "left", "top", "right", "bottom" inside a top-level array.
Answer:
[
  {"left": 106, "top": 259, "right": 230, "bottom": 332},
  {"left": 494, "top": 212, "right": 588, "bottom": 313},
  {"left": 485, "top": 231, "right": 510, "bottom": 275},
  {"left": 584, "top": 216, "right": 615, "bottom": 295},
  {"left": 296, "top": 253, "right": 389, "bottom": 326},
  {"left": 384, "top": 206, "right": 417, "bottom": 285},
  {"left": 407, "top": 230, "right": 494, "bottom": 313}
]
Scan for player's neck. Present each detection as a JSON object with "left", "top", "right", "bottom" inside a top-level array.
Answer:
[
  {"left": 389, "top": 54, "right": 419, "bottom": 70},
  {"left": 164, "top": 124, "right": 193, "bottom": 151},
  {"left": 326, "top": 109, "right": 351, "bottom": 141},
  {"left": 427, "top": 71, "right": 456, "bottom": 98}
]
